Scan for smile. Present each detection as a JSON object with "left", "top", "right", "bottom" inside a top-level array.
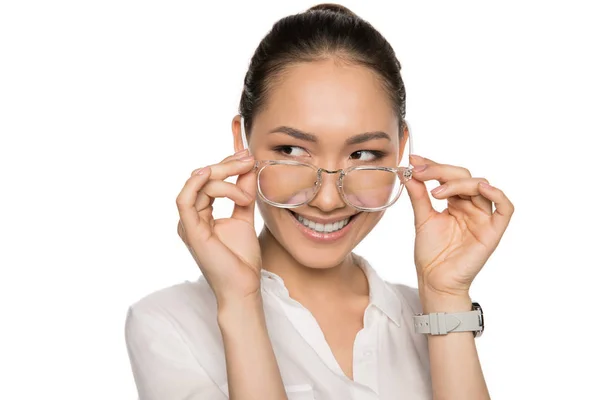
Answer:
[{"left": 290, "top": 211, "right": 354, "bottom": 233}]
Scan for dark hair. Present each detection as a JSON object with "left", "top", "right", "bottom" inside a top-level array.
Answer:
[{"left": 239, "top": 3, "right": 407, "bottom": 136}]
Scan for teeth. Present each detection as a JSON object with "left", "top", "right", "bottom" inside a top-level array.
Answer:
[{"left": 295, "top": 214, "right": 351, "bottom": 233}]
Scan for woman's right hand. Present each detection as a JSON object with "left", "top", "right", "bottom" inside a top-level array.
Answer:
[{"left": 175, "top": 150, "right": 262, "bottom": 306}]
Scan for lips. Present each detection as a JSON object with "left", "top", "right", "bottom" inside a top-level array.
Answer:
[
  {"left": 287, "top": 210, "right": 359, "bottom": 243},
  {"left": 291, "top": 212, "right": 351, "bottom": 233}
]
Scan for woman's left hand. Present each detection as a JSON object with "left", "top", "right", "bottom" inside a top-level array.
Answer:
[{"left": 404, "top": 155, "right": 515, "bottom": 308}]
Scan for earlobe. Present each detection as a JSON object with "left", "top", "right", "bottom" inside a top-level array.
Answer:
[{"left": 231, "top": 115, "right": 244, "bottom": 153}]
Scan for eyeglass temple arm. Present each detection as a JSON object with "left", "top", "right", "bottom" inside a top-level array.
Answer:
[
  {"left": 240, "top": 117, "right": 251, "bottom": 153},
  {"left": 404, "top": 120, "right": 414, "bottom": 166},
  {"left": 240, "top": 117, "right": 414, "bottom": 166}
]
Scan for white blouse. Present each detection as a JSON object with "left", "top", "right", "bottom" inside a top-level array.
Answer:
[{"left": 125, "top": 256, "right": 432, "bottom": 399}]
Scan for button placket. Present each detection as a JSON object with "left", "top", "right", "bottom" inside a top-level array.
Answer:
[{"left": 352, "top": 308, "right": 379, "bottom": 394}]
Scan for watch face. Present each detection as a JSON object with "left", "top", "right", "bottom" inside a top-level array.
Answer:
[{"left": 472, "top": 302, "right": 484, "bottom": 337}]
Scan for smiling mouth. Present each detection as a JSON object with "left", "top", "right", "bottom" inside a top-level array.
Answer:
[{"left": 288, "top": 210, "right": 358, "bottom": 234}]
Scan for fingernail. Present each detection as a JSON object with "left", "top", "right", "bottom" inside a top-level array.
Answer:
[
  {"left": 239, "top": 155, "right": 254, "bottom": 162},
  {"left": 431, "top": 185, "right": 446, "bottom": 195},
  {"left": 410, "top": 154, "right": 425, "bottom": 161},
  {"left": 195, "top": 166, "right": 209, "bottom": 175},
  {"left": 413, "top": 164, "right": 427, "bottom": 172},
  {"left": 479, "top": 182, "right": 493, "bottom": 189},
  {"left": 234, "top": 149, "right": 249, "bottom": 157}
]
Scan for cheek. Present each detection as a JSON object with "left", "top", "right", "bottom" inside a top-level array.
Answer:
[
  {"left": 356, "top": 211, "right": 385, "bottom": 235},
  {"left": 256, "top": 200, "right": 273, "bottom": 224},
  {"left": 257, "top": 200, "right": 289, "bottom": 234}
]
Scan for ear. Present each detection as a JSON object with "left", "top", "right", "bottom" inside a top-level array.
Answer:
[
  {"left": 397, "top": 120, "right": 410, "bottom": 161},
  {"left": 231, "top": 115, "right": 244, "bottom": 153}
]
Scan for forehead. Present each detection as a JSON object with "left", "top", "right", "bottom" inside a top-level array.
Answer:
[{"left": 253, "top": 59, "right": 399, "bottom": 141}]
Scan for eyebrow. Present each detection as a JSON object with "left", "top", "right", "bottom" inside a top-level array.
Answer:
[
  {"left": 268, "top": 126, "right": 391, "bottom": 145},
  {"left": 268, "top": 126, "right": 318, "bottom": 142},
  {"left": 345, "top": 131, "right": 391, "bottom": 145}
]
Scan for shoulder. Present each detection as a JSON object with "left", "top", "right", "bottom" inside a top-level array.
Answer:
[
  {"left": 125, "top": 276, "right": 218, "bottom": 337},
  {"left": 124, "top": 278, "right": 227, "bottom": 398}
]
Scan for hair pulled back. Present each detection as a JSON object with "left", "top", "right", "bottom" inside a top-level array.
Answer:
[{"left": 239, "top": 3, "right": 407, "bottom": 136}]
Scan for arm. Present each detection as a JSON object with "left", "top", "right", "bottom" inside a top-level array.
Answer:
[
  {"left": 217, "top": 295, "right": 288, "bottom": 400},
  {"left": 172, "top": 152, "right": 288, "bottom": 398},
  {"left": 421, "top": 292, "right": 490, "bottom": 400},
  {"left": 405, "top": 154, "right": 514, "bottom": 400}
]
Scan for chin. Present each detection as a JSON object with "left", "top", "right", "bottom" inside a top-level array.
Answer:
[{"left": 286, "top": 243, "right": 353, "bottom": 269}]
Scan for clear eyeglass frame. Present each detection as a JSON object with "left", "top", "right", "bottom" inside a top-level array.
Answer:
[
  {"left": 252, "top": 159, "right": 413, "bottom": 212},
  {"left": 240, "top": 117, "right": 415, "bottom": 213}
]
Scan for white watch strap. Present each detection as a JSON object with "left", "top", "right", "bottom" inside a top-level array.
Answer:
[{"left": 413, "top": 310, "right": 482, "bottom": 335}]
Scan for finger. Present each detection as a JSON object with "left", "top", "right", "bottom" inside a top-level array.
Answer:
[
  {"left": 404, "top": 173, "right": 436, "bottom": 228},
  {"left": 430, "top": 177, "right": 493, "bottom": 215},
  {"left": 477, "top": 182, "right": 515, "bottom": 231},
  {"left": 205, "top": 156, "right": 256, "bottom": 181},
  {"left": 190, "top": 150, "right": 250, "bottom": 176},
  {"left": 193, "top": 157, "right": 255, "bottom": 219},
  {"left": 411, "top": 161, "right": 472, "bottom": 185},
  {"left": 175, "top": 167, "right": 213, "bottom": 244},
  {"left": 410, "top": 154, "right": 437, "bottom": 166},
  {"left": 470, "top": 195, "right": 493, "bottom": 215},
  {"left": 195, "top": 179, "right": 253, "bottom": 214},
  {"left": 231, "top": 168, "right": 257, "bottom": 225},
  {"left": 219, "top": 149, "right": 249, "bottom": 164}
]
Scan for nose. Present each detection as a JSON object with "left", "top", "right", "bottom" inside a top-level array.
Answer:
[{"left": 307, "top": 169, "right": 347, "bottom": 212}]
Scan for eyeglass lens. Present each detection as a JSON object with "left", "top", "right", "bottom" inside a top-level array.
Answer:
[{"left": 258, "top": 163, "right": 402, "bottom": 209}]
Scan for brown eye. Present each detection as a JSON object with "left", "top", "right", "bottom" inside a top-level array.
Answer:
[
  {"left": 279, "top": 146, "right": 293, "bottom": 155},
  {"left": 350, "top": 150, "right": 384, "bottom": 161},
  {"left": 273, "top": 145, "right": 309, "bottom": 157}
]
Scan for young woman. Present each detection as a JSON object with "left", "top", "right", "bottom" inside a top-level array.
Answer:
[{"left": 125, "top": 4, "right": 514, "bottom": 400}]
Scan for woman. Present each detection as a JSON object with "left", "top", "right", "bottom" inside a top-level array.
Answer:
[{"left": 125, "top": 4, "right": 514, "bottom": 399}]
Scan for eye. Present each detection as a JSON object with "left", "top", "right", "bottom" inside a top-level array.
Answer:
[
  {"left": 273, "top": 145, "right": 309, "bottom": 157},
  {"left": 350, "top": 150, "right": 385, "bottom": 162}
]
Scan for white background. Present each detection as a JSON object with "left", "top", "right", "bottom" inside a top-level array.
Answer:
[{"left": 1, "top": 1, "right": 598, "bottom": 399}]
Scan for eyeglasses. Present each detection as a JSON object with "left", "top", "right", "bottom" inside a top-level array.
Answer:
[
  {"left": 240, "top": 117, "right": 414, "bottom": 212},
  {"left": 252, "top": 159, "right": 412, "bottom": 212}
]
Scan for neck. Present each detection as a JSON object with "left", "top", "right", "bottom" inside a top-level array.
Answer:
[{"left": 258, "top": 227, "right": 368, "bottom": 302}]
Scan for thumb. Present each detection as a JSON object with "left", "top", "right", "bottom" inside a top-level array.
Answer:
[
  {"left": 404, "top": 175, "right": 435, "bottom": 227},
  {"left": 231, "top": 167, "right": 257, "bottom": 226}
]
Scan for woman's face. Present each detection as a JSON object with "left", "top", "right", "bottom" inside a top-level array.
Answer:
[{"left": 240, "top": 59, "right": 407, "bottom": 269}]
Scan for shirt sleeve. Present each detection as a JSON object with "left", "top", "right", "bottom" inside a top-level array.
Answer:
[{"left": 124, "top": 305, "right": 225, "bottom": 400}]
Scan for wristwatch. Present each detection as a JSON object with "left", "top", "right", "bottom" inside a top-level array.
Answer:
[{"left": 413, "top": 302, "right": 484, "bottom": 337}]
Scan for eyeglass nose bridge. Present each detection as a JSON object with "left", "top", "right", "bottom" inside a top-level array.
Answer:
[{"left": 316, "top": 167, "right": 346, "bottom": 188}]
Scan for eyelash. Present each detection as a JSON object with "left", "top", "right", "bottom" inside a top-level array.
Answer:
[
  {"left": 272, "top": 145, "right": 308, "bottom": 157},
  {"left": 350, "top": 150, "right": 387, "bottom": 162},
  {"left": 272, "top": 146, "right": 387, "bottom": 162}
]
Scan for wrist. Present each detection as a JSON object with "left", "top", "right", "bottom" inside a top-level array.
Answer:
[
  {"left": 419, "top": 290, "right": 472, "bottom": 314},
  {"left": 217, "top": 293, "right": 265, "bottom": 330}
]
